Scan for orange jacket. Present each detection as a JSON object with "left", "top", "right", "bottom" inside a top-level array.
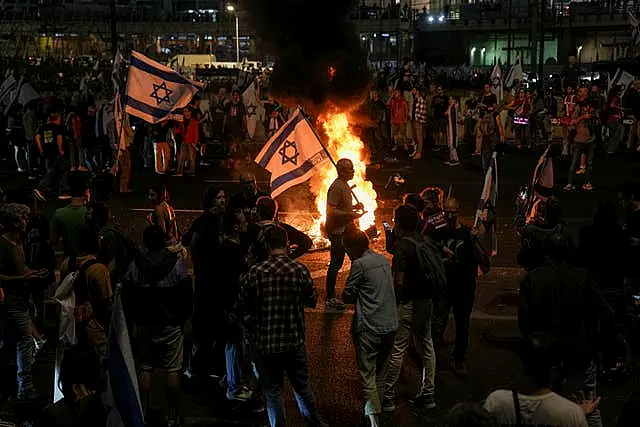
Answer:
[{"left": 175, "top": 118, "right": 199, "bottom": 145}]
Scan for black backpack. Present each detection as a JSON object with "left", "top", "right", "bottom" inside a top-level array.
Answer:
[{"left": 401, "top": 236, "right": 447, "bottom": 295}]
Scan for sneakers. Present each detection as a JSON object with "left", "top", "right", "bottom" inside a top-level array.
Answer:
[
  {"left": 226, "top": 387, "right": 253, "bottom": 402},
  {"left": 576, "top": 167, "right": 586, "bottom": 175},
  {"left": 414, "top": 391, "right": 436, "bottom": 409},
  {"left": 582, "top": 183, "right": 593, "bottom": 191},
  {"left": 325, "top": 298, "right": 346, "bottom": 310},
  {"left": 33, "top": 189, "right": 46, "bottom": 202},
  {"left": 34, "top": 336, "right": 47, "bottom": 354},
  {"left": 174, "top": 173, "right": 183, "bottom": 177},
  {"left": 445, "top": 161, "right": 461, "bottom": 167},
  {"left": 78, "top": 166, "right": 89, "bottom": 172}
]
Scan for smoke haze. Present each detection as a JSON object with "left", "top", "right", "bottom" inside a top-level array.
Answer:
[{"left": 242, "top": 0, "right": 370, "bottom": 112}]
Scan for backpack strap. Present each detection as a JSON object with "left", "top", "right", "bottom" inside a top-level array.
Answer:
[{"left": 512, "top": 389, "right": 523, "bottom": 427}]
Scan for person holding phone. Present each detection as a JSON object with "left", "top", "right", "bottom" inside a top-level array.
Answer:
[{"left": 0, "top": 203, "right": 49, "bottom": 400}]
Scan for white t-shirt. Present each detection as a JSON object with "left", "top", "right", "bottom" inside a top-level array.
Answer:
[{"left": 484, "top": 390, "right": 587, "bottom": 427}]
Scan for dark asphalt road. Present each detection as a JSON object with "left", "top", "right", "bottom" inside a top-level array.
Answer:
[{"left": 2, "top": 143, "right": 639, "bottom": 426}]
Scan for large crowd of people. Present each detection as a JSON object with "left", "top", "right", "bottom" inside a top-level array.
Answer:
[{"left": 1, "top": 58, "right": 640, "bottom": 427}]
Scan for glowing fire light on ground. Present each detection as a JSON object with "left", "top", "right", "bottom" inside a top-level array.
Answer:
[{"left": 307, "top": 111, "right": 378, "bottom": 240}]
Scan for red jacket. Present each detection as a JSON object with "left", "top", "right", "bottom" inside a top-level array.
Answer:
[{"left": 175, "top": 118, "right": 199, "bottom": 145}]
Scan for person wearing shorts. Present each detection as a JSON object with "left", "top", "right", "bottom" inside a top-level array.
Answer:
[{"left": 123, "top": 225, "right": 193, "bottom": 427}]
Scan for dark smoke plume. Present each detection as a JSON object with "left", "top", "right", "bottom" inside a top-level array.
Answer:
[{"left": 243, "top": 0, "right": 370, "bottom": 112}]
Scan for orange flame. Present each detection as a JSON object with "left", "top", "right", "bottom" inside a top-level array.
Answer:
[
  {"left": 328, "top": 66, "right": 336, "bottom": 82},
  {"left": 307, "top": 111, "right": 378, "bottom": 239}
]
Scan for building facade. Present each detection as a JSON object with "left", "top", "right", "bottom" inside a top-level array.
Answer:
[{"left": 412, "top": 0, "right": 640, "bottom": 67}]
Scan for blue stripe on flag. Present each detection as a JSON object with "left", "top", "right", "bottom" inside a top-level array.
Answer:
[
  {"left": 108, "top": 334, "right": 145, "bottom": 427},
  {"left": 122, "top": 95, "right": 186, "bottom": 120},
  {"left": 130, "top": 55, "right": 194, "bottom": 86},
  {"left": 271, "top": 152, "right": 328, "bottom": 192},
  {"left": 258, "top": 113, "right": 305, "bottom": 168}
]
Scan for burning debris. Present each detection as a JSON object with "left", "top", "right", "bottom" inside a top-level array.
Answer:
[{"left": 245, "top": 0, "right": 376, "bottom": 242}]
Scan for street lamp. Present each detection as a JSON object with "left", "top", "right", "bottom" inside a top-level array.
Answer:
[{"left": 226, "top": 4, "right": 240, "bottom": 65}]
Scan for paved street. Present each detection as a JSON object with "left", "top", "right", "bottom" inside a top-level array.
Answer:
[{"left": 2, "top": 143, "right": 638, "bottom": 426}]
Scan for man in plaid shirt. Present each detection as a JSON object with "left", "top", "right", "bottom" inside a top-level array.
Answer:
[
  {"left": 237, "top": 225, "right": 327, "bottom": 427},
  {"left": 411, "top": 87, "right": 429, "bottom": 160}
]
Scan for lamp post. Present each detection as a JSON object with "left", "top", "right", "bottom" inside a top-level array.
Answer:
[{"left": 226, "top": 5, "right": 240, "bottom": 65}]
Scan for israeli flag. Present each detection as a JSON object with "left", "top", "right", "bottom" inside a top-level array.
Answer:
[
  {"left": 255, "top": 109, "right": 330, "bottom": 198},
  {"left": 124, "top": 51, "right": 202, "bottom": 124},
  {"left": 105, "top": 287, "right": 145, "bottom": 427}
]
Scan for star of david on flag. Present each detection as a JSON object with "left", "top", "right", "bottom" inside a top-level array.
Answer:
[
  {"left": 255, "top": 109, "right": 330, "bottom": 198},
  {"left": 123, "top": 51, "right": 203, "bottom": 124}
]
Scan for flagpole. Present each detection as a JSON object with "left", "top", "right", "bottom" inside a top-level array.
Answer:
[
  {"left": 298, "top": 107, "right": 362, "bottom": 206},
  {"left": 113, "top": 63, "right": 130, "bottom": 176}
]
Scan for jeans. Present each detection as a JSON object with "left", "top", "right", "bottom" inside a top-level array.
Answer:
[
  {"left": 69, "top": 138, "right": 85, "bottom": 169},
  {"left": 25, "top": 139, "right": 40, "bottom": 176},
  {"left": 607, "top": 122, "right": 625, "bottom": 153},
  {"left": 567, "top": 143, "right": 595, "bottom": 186},
  {"left": 14, "top": 145, "right": 27, "bottom": 171},
  {"left": 38, "top": 156, "right": 70, "bottom": 197},
  {"left": 354, "top": 330, "right": 395, "bottom": 416},
  {"left": 177, "top": 143, "right": 197, "bottom": 175},
  {"left": 326, "top": 234, "right": 346, "bottom": 300},
  {"left": 383, "top": 299, "right": 436, "bottom": 401},
  {"left": 254, "top": 344, "right": 323, "bottom": 427},
  {"left": 225, "top": 321, "right": 246, "bottom": 396},
  {"left": 432, "top": 284, "right": 476, "bottom": 364},
  {"left": 84, "top": 146, "right": 104, "bottom": 173},
  {"left": 3, "top": 301, "right": 35, "bottom": 398}
]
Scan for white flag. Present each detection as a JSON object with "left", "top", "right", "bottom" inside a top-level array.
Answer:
[
  {"left": 255, "top": 109, "right": 330, "bottom": 198},
  {"left": 630, "top": 12, "right": 640, "bottom": 46},
  {"left": 18, "top": 82, "right": 40, "bottom": 106},
  {"left": 124, "top": 51, "right": 202, "bottom": 124},
  {"left": 505, "top": 57, "right": 523, "bottom": 90},
  {"left": 0, "top": 74, "right": 16, "bottom": 104},
  {"left": 490, "top": 62, "right": 503, "bottom": 103},
  {"left": 608, "top": 68, "right": 635, "bottom": 96}
]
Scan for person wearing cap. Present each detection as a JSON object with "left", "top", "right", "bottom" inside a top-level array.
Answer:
[
  {"left": 325, "top": 158, "right": 365, "bottom": 310},
  {"left": 432, "top": 197, "right": 486, "bottom": 376}
]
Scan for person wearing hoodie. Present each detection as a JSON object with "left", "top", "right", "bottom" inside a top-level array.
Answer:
[
  {"left": 123, "top": 225, "right": 193, "bottom": 427},
  {"left": 484, "top": 332, "right": 594, "bottom": 427}
]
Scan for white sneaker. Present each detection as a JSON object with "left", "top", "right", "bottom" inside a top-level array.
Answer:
[{"left": 226, "top": 387, "right": 253, "bottom": 401}]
